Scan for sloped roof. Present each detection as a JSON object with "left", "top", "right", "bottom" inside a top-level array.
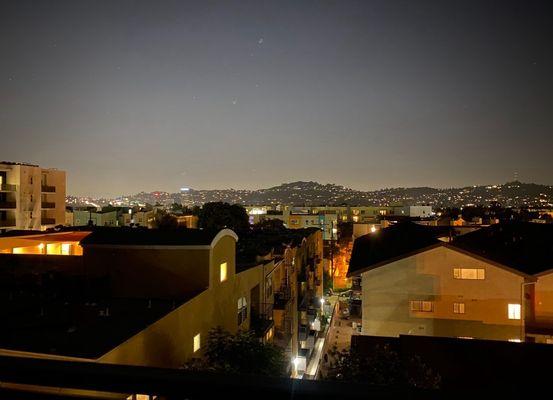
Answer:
[
  {"left": 347, "top": 222, "right": 443, "bottom": 276},
  {"left": 348, "top": 221, "right": 553, "bottom": 277},
  {"left": 450, "top": 221, "right": 553, "bottom": 275}
]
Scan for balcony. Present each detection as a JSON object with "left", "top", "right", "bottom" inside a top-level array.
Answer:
[
  {"left": 0, "top": 183, "right": 17, "bottom": 192},
  {"left": 41, "top": 185, "right": 56, "bottom": 193},
  {"left": 0, "top": 219, "right": 16, "bottom": 227},
  {"left": 41, "top": 218, "right": 56, "bottom": 225},
  {"left": 251, "top": 304, "right": 274, "bottom": 338},
  {"left": 273, "top": 287, "right": 292, "bottom": 310},
  {"left": 41, "top": 202, "right": 56, "bottom": 209},
  {"left": 0, "top": 201, "right": 16, "bottom": 209}
]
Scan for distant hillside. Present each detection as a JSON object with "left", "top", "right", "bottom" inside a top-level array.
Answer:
[{"left": 69, "top": 181, "right": 553, "bottom": 208}]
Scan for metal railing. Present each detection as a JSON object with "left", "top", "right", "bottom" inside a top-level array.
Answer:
[
  {"left": 41, "top": 201, "right": 56, "bottom": 209},
  {"left": 41, "top": 185, "right": 56, "bottom": 193},
  {"left": 0, "top": 183, "right": 17, "bottom": 191},
  {"left": 251, "top": 303, "right": 275, "bottom": 337},
  {"left": 0, "top": 201, "right": 16, "bottom": 209},
  {"left": 273, "top": 286, "right": 292, "bottom": 309}
]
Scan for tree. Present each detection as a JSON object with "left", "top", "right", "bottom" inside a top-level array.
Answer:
[
  {"left": 198, "top": 202, "right": 250, "bottom": 234},
  {"left": 170, "top": 202, "right": 184, "bottom": 213},
  {"left": 325, "top": 344, "right": 440, "bottom": 389},
  {"left": 182, "top": 328, "right": 287, "bottom": 377},
  {"left": 252, "top": 218, "right": 286, "bottom": 232},
  {"left": 152, "top": 212, "right": 178, "bottom": 230}
]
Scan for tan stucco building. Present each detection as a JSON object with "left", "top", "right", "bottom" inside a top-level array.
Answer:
[
  {"left": 0, "top": 161, "right": 66, "bottom": 231},
  {"left": 348, "top": 222, "right": 553, "bottom": 343}
]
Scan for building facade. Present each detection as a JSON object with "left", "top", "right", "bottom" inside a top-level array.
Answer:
[
  {"left": 348, "top": 222, "right": 553, "bottom": 343},
  {"left": 0, "top": 162, "right": 66, "bottom": 231}
]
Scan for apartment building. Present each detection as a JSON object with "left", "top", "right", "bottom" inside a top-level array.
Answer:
[
  {"left": 68, "top": 207, "right": 156, "bottom": 228},
  {"left": 348, "top": 222, "right": 553, "bottom": 342},
  {"left": 0, "top": 225, "right": 323, "bottom": 374},
  {"left": 0, "top": 161, "right": 66, "bottom": 232}
]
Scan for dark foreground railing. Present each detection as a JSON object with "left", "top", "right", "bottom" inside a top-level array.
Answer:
[{"left": 0, "top": 355, "right": 429, "bottom": 400}]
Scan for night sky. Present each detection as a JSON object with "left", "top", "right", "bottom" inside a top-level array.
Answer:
[{"left": 1, "top": 1, "right": 551, "bottom": 196}]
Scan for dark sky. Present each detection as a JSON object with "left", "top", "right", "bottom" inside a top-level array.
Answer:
[{"left": 1, "top": 0, "right": 552, "bottom": 196}]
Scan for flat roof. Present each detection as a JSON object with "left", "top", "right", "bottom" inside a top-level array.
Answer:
[{"left": 79, "top": 227, "right": 224, "bottom": 247}]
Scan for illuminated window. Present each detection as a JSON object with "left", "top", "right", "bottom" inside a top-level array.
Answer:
[
  {"left": 265, "top": 327, "right": 274, "bottom": 342},
  {"left": 508, "top": 338, "right": 522, "bottom": 343},
  {"left": 193, "top": 333, "right": 201, "bottom": 352},
  {"left": 220, "top": 262, "right": 227, "bottom": 282},
  {"left": 237, "top": 296, "right": 248, "bottom": 325},
  {"left": 453, "top": 268, "right": 485, "bottom": 280},
  {"left": 508, "top": 304, "right": 521, "bottom": 320},
  {"left": 61, "top": 243, "right": 71, "bottom": 255},
  {"left": 453, "top": 302, "right": 465, "bottom": 314},
  {"left": 410, "top": 300, "right": 433, "bottom": 312}
]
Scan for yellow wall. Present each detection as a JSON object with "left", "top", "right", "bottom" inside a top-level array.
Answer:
[
  {"left": 361, "top": 246, "right": 527, "bottom": 341},
  {"left": 98, "top": 235, "right": 266, "bottom": 367}
]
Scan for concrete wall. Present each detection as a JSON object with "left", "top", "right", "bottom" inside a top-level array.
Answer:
[{"left": 361, "top": 246, "right": 526, "bottom": 341}]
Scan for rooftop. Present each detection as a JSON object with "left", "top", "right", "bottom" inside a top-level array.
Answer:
[
  {"left": 0, "top": 161, "right": 39, "bottom": 167},
  {"left": 348, "top": 221, "right": 553, "bottom": 277},
  {"left": 348, "top": 222, "right": 445, "bottom": 276},
  {"left": 451, "top": 221, "right": 553, "bottom": 275},
  {"left": 80, "top": 227, "right": 223, "bottom": 247}
]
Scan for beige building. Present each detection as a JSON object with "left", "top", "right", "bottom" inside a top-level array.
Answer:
[
  {"left": 0, "top": 161, "right": 66, "bottom": 231},
  {"left": 348, "top": 222, "right": 553, "bottom": 343}
]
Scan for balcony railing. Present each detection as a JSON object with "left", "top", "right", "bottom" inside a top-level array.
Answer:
[
  {"left": 0, "top": 219, "right": 16, "bottom": 227},
  {"left": 41, "top": 218, "right": 56, "bottom": 225},
  {"left": 41, "top": 202, "right": 56, "bottom": 209},
  {"left": 41, "top": 185, "right": 56, "bottom": 193},
  {"left": 250, "top": 304, "right": 275, "bottom": 337},
  {"left": 0, "top": 201, "right": 16, "bottom": 209},
  {"left": 0, "top": 183, "right": 17, "bottom": 192},
  {"left": 273, "top": 286, "right": 292, "bottom": 310}
]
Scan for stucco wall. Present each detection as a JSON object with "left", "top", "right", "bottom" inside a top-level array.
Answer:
[
  {"left": 98, "top": 235, "right": 266, "bottom": 368},
  {"left": 361, "top": 246, "right": 526, "bottom": 341}
]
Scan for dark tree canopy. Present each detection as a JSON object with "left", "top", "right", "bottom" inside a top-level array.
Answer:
[
  {"left": 325, "top": 344, "right": 440, "bottom": 389},
  {"left": 198, "top": 202, "right": 250, "bottom": 234},
  {"left": 153, "top": 211, "right": 179, "bottom": 230},
  {"left": 252, "top": 218, "right": 286, "bottom": 232},
  {"left": 183, "top": 328, "right": 287, "bottom": 377}
]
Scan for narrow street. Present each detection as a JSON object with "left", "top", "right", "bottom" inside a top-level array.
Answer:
[
  {"left": 317, "top": 295, "right": 361, "bottom": 379},
  {"left": 302, "top": 295, "right": 361, "bottom": 380}
]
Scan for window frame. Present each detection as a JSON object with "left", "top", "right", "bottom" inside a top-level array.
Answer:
[
  {"left": 453, "top": 267, "right": 485, "bottom": 280},
  {"left": 410, "top": 300, "right": 434, "bottom": 312},
  {"left": 508, "top": 303, "right": 521, "bottom": 320}
]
